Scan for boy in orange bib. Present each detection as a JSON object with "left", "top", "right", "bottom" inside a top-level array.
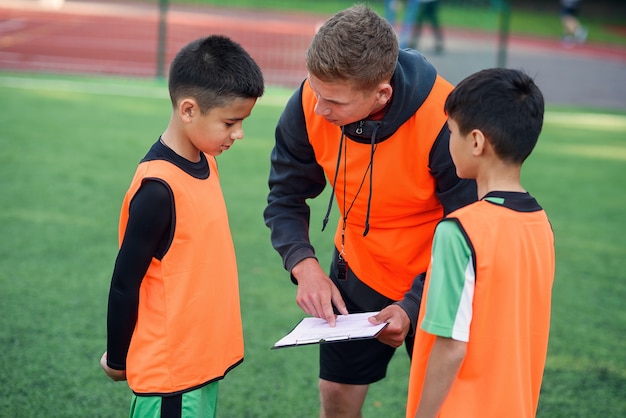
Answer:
[
  {"left": 100, "top": 35, "right": 264, "bottom": 417},
  {"left": 406, "top": 68, "right": 554, "bottom": 418}
]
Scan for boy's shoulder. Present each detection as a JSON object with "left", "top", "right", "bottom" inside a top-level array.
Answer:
[
  {"left": 137, "top": 140, "right": 211, "bottom": 180},
  {"left": 449, "top": 192, "right": 542, "bottom": 217},
  {"left": 444, "top": 192, "right": 545, "bottom": 234}
]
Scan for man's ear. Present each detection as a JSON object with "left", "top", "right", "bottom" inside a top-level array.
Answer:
[
  {"left": 178, "top": 98, "right": 198, "bottom": 123},
  {"left": 376, "top": 83, "right": 393, "bottom": 105}
]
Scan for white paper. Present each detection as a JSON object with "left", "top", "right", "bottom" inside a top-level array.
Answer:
[{"left": 272, "top": 312, "right": 388, "bottom": 349}]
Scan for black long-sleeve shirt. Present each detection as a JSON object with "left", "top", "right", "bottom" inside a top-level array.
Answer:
[{"left": 105, "top": 140, "right": 209, "bottom": 370}]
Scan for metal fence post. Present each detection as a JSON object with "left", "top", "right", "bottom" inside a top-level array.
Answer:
[
  {"left": 156, "top": 0, "right": 169, "bottom": 79},
  {"left": 495, "top": 0, "right": 511, "bottom": 68}
]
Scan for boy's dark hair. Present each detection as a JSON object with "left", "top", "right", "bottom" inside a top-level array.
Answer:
[
  {"left": 445, "top": 68, "right": 544, "bottom": 163},
  {"left": 306, "top": 5, "right": 398, "bottom": 91},
  {"left": 168, "top": 35, "right": 264, "bottom": 113}
]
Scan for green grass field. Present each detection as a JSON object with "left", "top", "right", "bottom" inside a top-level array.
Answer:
[{"left": 0, "top": 72, "right": 625, "bottom": 417}]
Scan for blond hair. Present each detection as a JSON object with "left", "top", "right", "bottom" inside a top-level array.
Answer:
[{"left": 306, "top": 5, "right": 399, "bottom": 91}]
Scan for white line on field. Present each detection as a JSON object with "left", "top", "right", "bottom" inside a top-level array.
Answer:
[
  {"left": 0, "top": 75, "right": 167, "bottom": 98},
  {"left": 4, "top": 76, "right": 624, "bottom": 121},
  {"left": 544, "top": 112, "right": 626, "bottom": 131},
  {"left": 0, "top": 75, "right": 291, "bottom": 106}
]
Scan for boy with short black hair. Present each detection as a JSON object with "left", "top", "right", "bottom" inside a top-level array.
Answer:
[
  {"left": 100, "top": 35, "right": 264, "bottom": 417},
  {"left": 406, "top": 68, "right": 555, "bottom": 418}
]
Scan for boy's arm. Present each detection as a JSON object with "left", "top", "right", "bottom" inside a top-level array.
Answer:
[
  {"left": 104, "top": 180, "right": 172, "bottom": 372},
  {"left": 414, "top": 219, "right": 473, "bottom": 416},
  {"left": 415, "top": 337, "right": 467, "bottom": 418}
]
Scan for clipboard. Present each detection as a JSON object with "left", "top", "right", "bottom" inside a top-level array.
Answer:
[{"left": 272, "top": 312, "right": 388, "bottom": 349}]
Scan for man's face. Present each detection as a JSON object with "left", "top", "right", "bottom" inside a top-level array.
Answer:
[{"left": 308, "top": 74, "right": 390, "bottom": 127}]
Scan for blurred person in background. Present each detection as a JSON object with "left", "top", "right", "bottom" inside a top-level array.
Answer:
[
  {"left": 403, "top": 0, "right": 444, "bottom": 54},
  {"left": 385, "top": 0, "right": 402, "bottom": 25},
  {"left": 560, "top": 0, "right": 587, "bottom": 46},
  {"left": 384, "top": 0, "right": 445, "bottom": 53}
]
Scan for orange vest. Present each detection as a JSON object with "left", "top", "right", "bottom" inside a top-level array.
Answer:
[
  {"left": 302, "top": 77, "right": 452, "bottom": 300},
  {"left": 119, "top": 156, "right": 243, "bottom": 395},
  {"left": 406, "top": 200, "right": 554, "bottom": 417}
]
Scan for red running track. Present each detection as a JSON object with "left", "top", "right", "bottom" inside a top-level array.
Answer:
[{"left": 0, "top": 1, "right": 325, "bottom": 87}]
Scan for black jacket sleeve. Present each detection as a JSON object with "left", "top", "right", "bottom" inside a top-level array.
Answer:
[
  {"left": 395, "top": 272, "right": 426, "bottom": 336},
  {"left": 397, "top": 125, "right": 477, "bottom": 329},
  {"left": 429, "top": 125, "right": 478, "bottom": 215},
  {"left": 105, "top": 180, "right": 172, "bottom": 370},
  {"left": 263, "top": 86, "right": 327, "bottom": 274}
]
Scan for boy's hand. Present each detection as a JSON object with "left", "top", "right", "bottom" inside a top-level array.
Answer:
[{"left": 100, "top": 351, "right": 127, "bottom": 381}]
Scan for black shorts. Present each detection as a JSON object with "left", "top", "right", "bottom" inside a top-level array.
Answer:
[{"left": 319, "top": 249, "right": 414, "bottom": 385}]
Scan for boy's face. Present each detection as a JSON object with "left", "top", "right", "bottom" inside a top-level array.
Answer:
[
  {"left": 447, "top": 117, "right": 476, "bottom": 179},
  {"left": 190, "top": 97, "right": 257, "bottom": 156},
  {"left": 308, "top": 74, "right": 391, "bottom": 127}
]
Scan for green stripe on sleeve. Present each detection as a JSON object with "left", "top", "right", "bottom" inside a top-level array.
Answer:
[{"left": 421, "top": 219, "right": 473, "bottom": 340}]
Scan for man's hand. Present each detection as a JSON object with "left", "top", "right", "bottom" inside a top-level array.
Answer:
[
  {"left": 100, "top": 351, "right": 127, "bottom": 381},
  {"left": 368, "top": 304, "right": 411, "bottom": 348},
  {"left": 292, "top": 258, "right": 348, "bottom": 327}
]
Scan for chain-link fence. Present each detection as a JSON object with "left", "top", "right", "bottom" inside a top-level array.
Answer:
[{"left": 0, "top": 0, "right": 509, "bottom": 87}]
